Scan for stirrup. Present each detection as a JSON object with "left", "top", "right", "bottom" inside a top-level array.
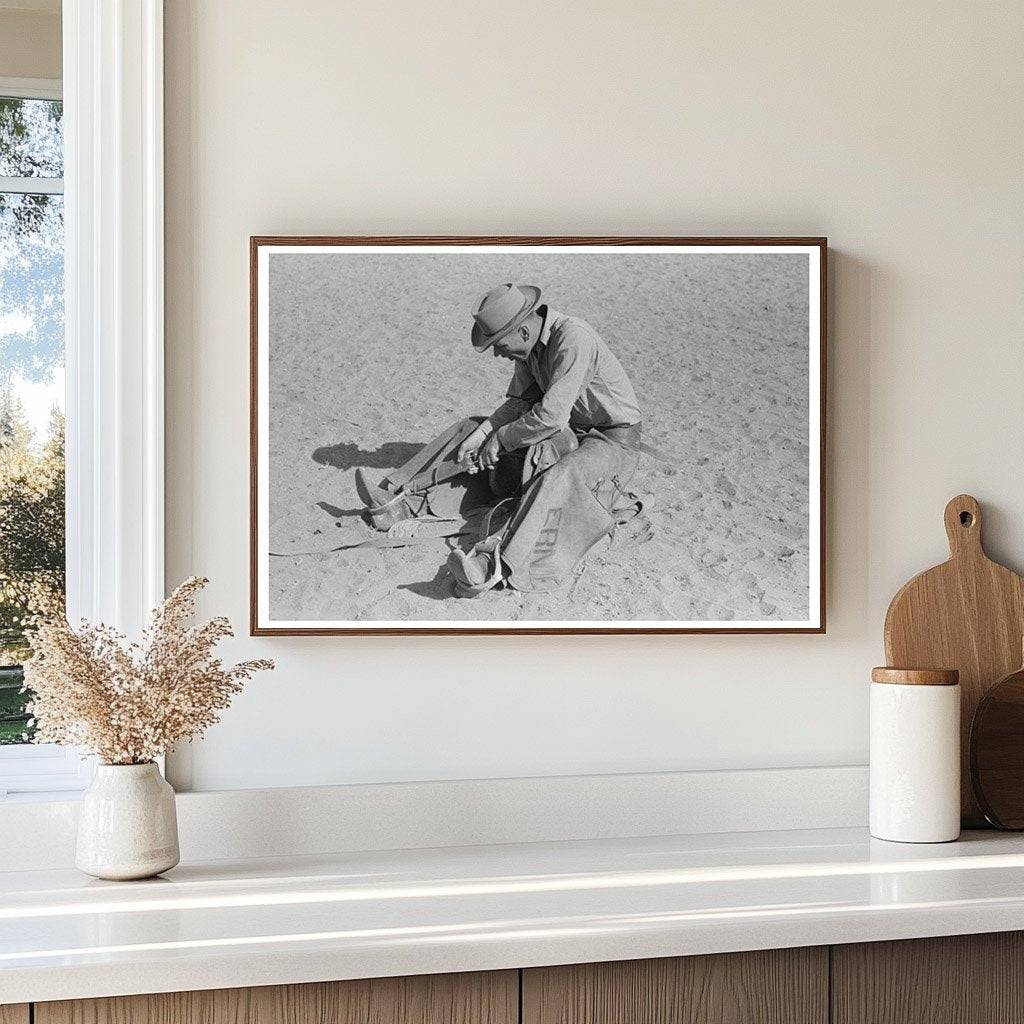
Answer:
[
  {"left": 447, "top": 496, "right": 517, "bottom": 598},
  {"left": 449, "top": 535, "right": 504, "bottom": 598},
  {"left": 354, "top": 467, "right": 390, "bottom": 509}
]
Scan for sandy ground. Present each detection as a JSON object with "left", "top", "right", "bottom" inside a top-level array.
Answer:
[{"left": 266, "top": 251, "right": 811, "bottom": 624}]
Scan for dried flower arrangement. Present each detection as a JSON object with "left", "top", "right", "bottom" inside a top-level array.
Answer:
[{"left": 22, "top": 577, "right": 273, "bottom": 765}]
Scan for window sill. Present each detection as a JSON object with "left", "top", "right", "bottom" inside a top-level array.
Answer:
[{"left": 0, "top": 744, "right": 93, "bottom": 799}]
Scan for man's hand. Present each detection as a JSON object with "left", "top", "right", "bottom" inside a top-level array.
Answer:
[
  {"left": 456, "top": 425, "right": 489, "bottom": 465},
  {"left": 478, "top": 431, "right": 503, "bottom": 471}
]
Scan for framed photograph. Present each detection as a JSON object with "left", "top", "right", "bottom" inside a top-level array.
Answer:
[{"left": 251, "top": 237, "right": 826, "bottom": 635}]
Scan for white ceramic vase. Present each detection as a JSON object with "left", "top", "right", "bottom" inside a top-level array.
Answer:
[{"left": 76, "top": 762, "right": 180, "bottom": 880}]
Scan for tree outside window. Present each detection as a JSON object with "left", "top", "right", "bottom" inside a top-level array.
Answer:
[{"left": 0, "top": 95, "right": 65, "bottom": 745}]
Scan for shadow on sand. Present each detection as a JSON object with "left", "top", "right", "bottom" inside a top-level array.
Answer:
[
  {"left": 397, "top": 565, "right": 457, "bottom": 601},
  {"left": 315, "top": 500, "right": 365, "bottom": 520},
  {"left": 312, "top": 440, "right": 422, "bottom": 471}
]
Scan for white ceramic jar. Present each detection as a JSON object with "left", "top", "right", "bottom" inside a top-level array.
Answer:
[
  {"left": 76, "top": 762, "right": 180, "bottom": 880},
  {"left": 869, "top": 667, "right": 960, "bottom": 843}
]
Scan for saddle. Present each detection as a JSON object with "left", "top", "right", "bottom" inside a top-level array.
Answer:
[{"left": 354, "top": 421, "right": 645, "bottom": 596}]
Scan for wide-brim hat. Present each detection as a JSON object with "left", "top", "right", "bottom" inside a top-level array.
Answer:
[{"left": 470, "top": 283, "right": 542, "bottom": 351}]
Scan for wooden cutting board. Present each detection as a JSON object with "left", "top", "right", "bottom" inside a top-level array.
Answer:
[{"left": 884, "top": 494, "right": 1024, "bottom": 826}]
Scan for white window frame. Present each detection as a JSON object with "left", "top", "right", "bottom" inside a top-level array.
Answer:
[
  {"left": 0, "top": 0, "right": 165, "bottom": 799},
  {"left": 0, "top": 77, "right": 61, "bottom": 101}
]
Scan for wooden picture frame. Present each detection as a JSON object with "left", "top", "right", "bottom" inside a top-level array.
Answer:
[{"left": 251, "top": 236, "right": 827, "bottom": 635}]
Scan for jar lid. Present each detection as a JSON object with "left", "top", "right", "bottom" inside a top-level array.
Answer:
[{"left": 871, "top": 666, "right": 959, "bottom": 686}]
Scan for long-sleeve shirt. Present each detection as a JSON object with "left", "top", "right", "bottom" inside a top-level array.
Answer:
[{"left": 491, "top": 306, "right": 641, "bottom": 451}]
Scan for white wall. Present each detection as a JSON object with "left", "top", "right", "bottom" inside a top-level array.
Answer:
[{"left": 164, "top": 0, "right": 1024, "bottom": 792}]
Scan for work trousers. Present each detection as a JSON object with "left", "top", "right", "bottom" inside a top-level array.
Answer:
[{"left": 388, "top": 418, "right": 640, "bottom": 592}]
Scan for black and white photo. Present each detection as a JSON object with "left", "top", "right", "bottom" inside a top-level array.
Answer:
[{"left": 251, "top": 238, "right": 825, "bottom": 634}]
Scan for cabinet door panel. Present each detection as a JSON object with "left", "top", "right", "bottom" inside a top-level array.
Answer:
[
  {"left": 832, "top": 932, "right": 1024, "bottom": 1024},
  {"left": 36, "top": 970, "right": 517, "bottom": 1024},
  {"left": 0, "top": 1006, "right": 29, "bottom": 1024},
  {"left": 523, "top": 948, "right": 827, "bottom": 1024}
]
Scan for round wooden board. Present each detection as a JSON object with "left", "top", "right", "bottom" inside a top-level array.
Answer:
[{"left": 970, "top": 662, "right": 1024, "bottom": 829}]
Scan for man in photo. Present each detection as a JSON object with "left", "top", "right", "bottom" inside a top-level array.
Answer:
[{"left": 356, "top": 283, "right": 643, "bottom": 596}]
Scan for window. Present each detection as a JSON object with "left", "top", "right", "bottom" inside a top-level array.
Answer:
[
  {"left": 0, "top": 4, "right": 166, "bottom": 798},
  {"left": 0, "top": 82, "right": 83, "bottom": 796},
  {"left": 0, "top": 90, "right": 66, "bottom": 739}
]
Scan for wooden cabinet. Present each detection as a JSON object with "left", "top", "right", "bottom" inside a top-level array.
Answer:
[
  {"left": 832, "top": 932, "right": 1024, "bottom": 1024},
  {"left": 34, "top": 971, "right": 517, "bottom": 1024},
  {"left": 23, "top": 932, "right": 1024, "bottom": 1024},
  {"left": 522, "top": 948, "right": 827, "bottom": 1024}
]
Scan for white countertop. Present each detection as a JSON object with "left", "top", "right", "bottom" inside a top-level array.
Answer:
[{"left": 4, "top": 826, "right": 1024, "bottom": 1004}]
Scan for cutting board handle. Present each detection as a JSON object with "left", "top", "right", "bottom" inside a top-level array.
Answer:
[{"left": 944, "top": 494, "right": 983, "bottom": 559}]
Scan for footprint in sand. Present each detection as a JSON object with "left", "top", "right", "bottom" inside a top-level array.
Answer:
[
  {"left": 657, "top": 571, "right": 691, "bottom": 592},
  {"left": 697, "top": 548, "right": 726, "bottom": 567},
  {"left": 660, "top": 589, "right": 695, "bottom": 620},
  {"left": 715, "top": 473, "right": 737, "bottom": 498}
]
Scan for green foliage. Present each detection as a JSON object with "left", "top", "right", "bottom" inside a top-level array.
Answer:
[
  {"left": 0, "top": 667, "right": 29, "bottom": 743},
  {"left": 0, "top": 96, "right": 63, "bottom": 177},
  {"left": 0, "top": 96, "right": 61, "bottom": 243},
  {"left": 1, "top": 96, "right": 65, "bottom": 742},
  {"left": 0, "top": 394, "right": 65, "bottom": 743}
]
